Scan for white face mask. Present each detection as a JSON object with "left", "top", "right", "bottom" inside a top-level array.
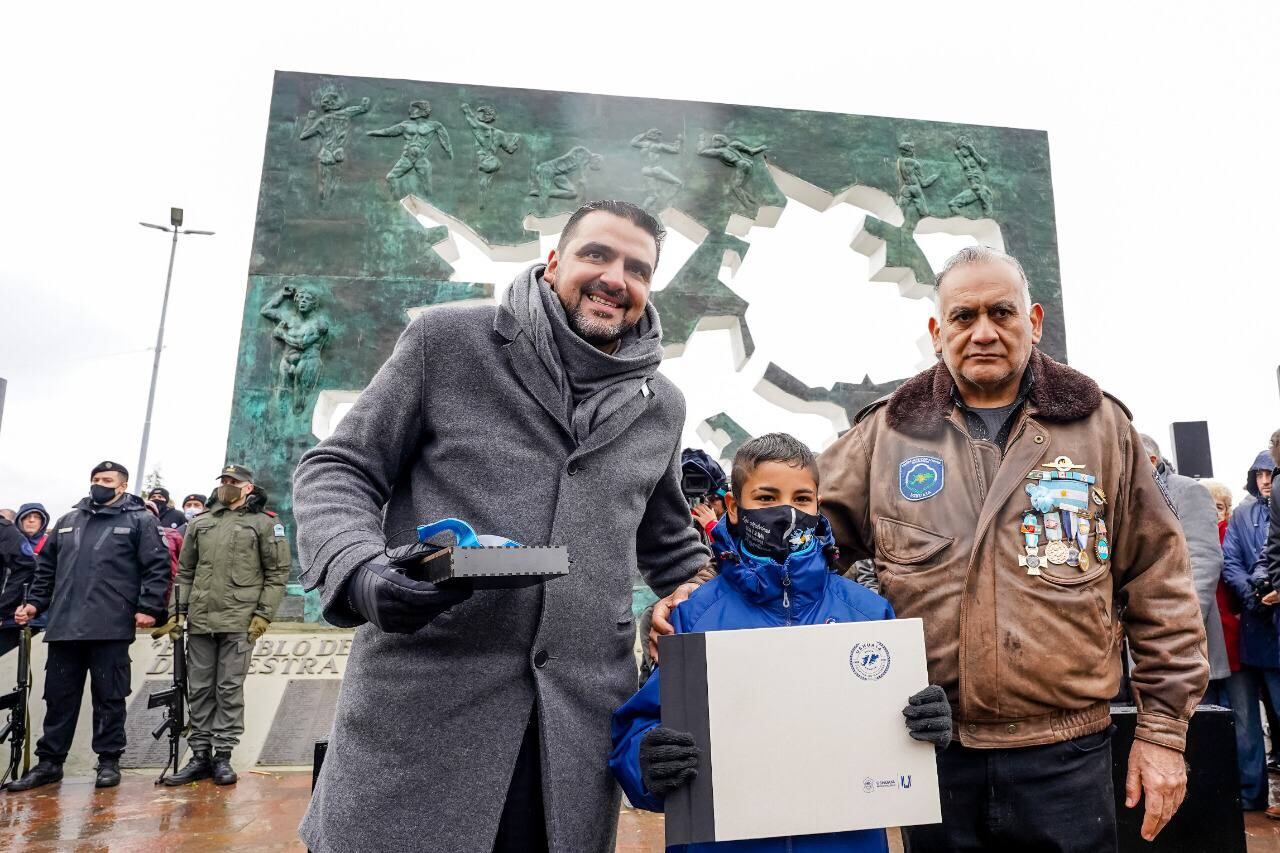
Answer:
[{"left": 184, "top": 507, "right": 200, "bottom": 521}]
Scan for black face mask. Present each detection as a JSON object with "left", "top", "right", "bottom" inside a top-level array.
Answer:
[
  {"left": 90, "top": 484, "right": 117, "bottom": 505},
  {"left": 151, "top": 498, "right": 168, "bottom": 511},
  {"left": 731, "top": 505, "right": 821, "bottom": 563}
]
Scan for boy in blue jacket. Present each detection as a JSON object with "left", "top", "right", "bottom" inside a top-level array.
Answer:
[{"left": 610, "top": 433, "right": 951, "bottom": 853}]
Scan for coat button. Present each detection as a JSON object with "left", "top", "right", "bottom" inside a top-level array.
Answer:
[
  {"left": 966, "top": 724, "right": 977, "bottom": 734},
  {"left": 567, "top": 463, "right": 579, "bottom": 476},
  {"left": 1034, "top": 435, "right": 1045, "bottom": 444},
  {"left": 533, "top": 650, "right": 549, "bottom": 668},
  {"left": 1007, "top": 723, "right": 1018, "bottom": 733}
]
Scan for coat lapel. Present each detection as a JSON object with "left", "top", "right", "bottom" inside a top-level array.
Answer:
[
  {"left": 971, "top": 413, "right": 1048, "bottom": 557},
  {"left": 503, "top": 336, "right": 574, "bottom": 442}
]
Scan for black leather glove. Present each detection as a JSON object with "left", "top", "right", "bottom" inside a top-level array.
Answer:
[
  {"left": 639, "top": 726, "right": 700, "bottom": 796},
  {"left": 344, "top": 557, "right": 472, "bottom": 633},
  {"left": 903, "top": 684, "right": 952, "bottom": 749}
]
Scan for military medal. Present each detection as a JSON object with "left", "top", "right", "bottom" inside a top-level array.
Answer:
[
  {"left": 1021, "top": 513, "right": 1040, "bottom": 548},
  {"left": 1076, "top": 516, "right": 1091, "bottom": 549},
  {"left": 1095, "top": 516, "right": 1111, "bottom": 563},
  {"left": 1018, "top": 512, "right": 1044, "bottom": 575},
  {"left": 1073, "top": 516, "right": 1092, "bottom": 571},
  {"left": 1023, "top": 456, "right": 1103, "bottom": 578}
]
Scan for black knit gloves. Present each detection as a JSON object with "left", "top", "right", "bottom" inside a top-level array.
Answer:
[
  {"left": 903, "top": 684, "right": 953, "bottom": 749},
  {"left": 639, "top": 726, "right": 700, "bottom": 796}
]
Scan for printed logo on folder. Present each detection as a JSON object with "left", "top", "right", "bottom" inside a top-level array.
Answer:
[{"left": 849, "top": 641, "right": 891, "bottom": 680}]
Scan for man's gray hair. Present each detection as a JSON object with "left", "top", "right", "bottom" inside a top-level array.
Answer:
[
  {"left": 934, "top": 245, "right": 1032, "bottom": 313},
  {"left": 1139, "top": 433, "right": 1162, "bottom": 459}
]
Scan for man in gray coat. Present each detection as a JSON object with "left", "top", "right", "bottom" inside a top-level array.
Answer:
[
  {"left": 1140, "top": 435, "right": 1229, "bottom": 682},
  {"left": 292, "top": 200, "right": 710, "bottom": 853}
]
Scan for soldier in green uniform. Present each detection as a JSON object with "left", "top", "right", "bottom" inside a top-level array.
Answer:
[{"left": 160, "top": 464, "right": 290, "bottom": 786}]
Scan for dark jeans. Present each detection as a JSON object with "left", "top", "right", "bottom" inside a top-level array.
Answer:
[
  {"left": 35, "top": 640, "right": 131, "bottom": 763},
  {"left": 1215, "top": 668, "right": 1280, "bottom": 808},
  {"left": 491, "top": 711, "right": 548, "bottom": 853},
  {"left": 904, "top": 727, "right": 1117, "bottom": 853}
]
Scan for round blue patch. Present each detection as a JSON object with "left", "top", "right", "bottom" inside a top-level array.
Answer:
[{"left": 899, "top": 455, "right": 944, "bottom": 501}]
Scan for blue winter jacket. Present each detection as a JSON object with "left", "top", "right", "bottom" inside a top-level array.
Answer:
[
  {"left": 1222, "top": 451, "right": 1279, "bottom": 668},
  {"left": 610, "top": 514, "right": 895, "bottom": 853}
]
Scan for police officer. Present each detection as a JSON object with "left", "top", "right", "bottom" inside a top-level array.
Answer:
[
  {"left": 146, "top": 487, "right": 188, "bottom": 531},
  {"left": 161, "top": 464, "right": 290, "bottom": 786},
  {"left": 8, "top": 461, "right": 170, "bottom": 791},
  {"left": 181, "top": 493, "right": 208, "bottom": 523}
]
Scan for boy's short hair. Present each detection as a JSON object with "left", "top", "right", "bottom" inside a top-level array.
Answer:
[{"left": 731, "top": 433, "right": 819, "bottom": 499}]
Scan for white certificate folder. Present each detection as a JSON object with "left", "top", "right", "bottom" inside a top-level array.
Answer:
[{"left": 660, "top": 617, "right": 942, "bottom": 846}]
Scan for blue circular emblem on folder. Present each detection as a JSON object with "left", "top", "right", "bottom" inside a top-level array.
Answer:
[{"left": 899, "top": 455, "right": 944, "bottom": 501}]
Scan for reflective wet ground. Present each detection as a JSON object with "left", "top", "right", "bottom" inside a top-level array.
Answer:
[{"left": 2, "top": 771, "right": 1279, "bottom": 851}]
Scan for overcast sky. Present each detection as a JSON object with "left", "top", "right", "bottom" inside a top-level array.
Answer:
[{"left": 3, "top": 1, "right": 1278, "bottom": 516}]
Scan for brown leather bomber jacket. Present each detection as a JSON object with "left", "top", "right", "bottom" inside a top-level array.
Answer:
[{"left": 818, "top": 350, "right": 1209, "bottom": 751}]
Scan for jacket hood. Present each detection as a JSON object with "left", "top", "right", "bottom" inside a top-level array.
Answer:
[
  {"left": 15, "top": 502, "right": 48, "bottom": 539},
  {"left": 73, "top": 492, "right": 147, "bottom": 515},
  {"left": 708, "top": 512, "right": 836, "bottom": 610},
  {"left": 867, "top": 348, "right": 1107, "bottom": 437},
  {"left": 1246, "top": 450, "right": 1275, "bottom": 498}
]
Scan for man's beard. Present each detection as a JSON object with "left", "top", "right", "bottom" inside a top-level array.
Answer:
[{"left": 566, "top": 286, "right": 639, "bottom": 348}]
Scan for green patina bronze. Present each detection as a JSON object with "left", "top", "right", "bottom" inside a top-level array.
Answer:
[{"left": 231, "top": 71, "right": 1062, "bottom": 618}]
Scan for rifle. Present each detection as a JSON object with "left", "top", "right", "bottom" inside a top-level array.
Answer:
[
  {"left": 150, "top": 597, "right": 187, "bottom": 784},
  {"left": 0, "top": 584, "right": 32, "bottom": 784}
]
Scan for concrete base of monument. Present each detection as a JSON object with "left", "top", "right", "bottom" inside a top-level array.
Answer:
[{"left": 0, "top": 623, "right": 354, "bottom": 778}]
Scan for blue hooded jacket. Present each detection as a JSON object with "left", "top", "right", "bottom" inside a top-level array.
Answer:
[
  {"left": 15, "top": 503, "right": 49, "bottom": 555},
  {"left": 1222, "top": 451, "right": 1278, "bottom": 668},
  {"left": 610, "top": 514, "right": 894, "bottom": 853}
]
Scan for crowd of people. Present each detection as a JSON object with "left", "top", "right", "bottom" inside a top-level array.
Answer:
[{"left": 0, "top": 462, "right": 290, "bottom": 791}]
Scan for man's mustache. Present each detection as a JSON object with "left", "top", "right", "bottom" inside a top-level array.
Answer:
[{"left": 581, "top": 281, "right": 630, "bottom": 308}]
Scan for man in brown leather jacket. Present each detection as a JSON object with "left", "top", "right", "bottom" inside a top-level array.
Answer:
[
  {"left": 652, "top": 245, "right": 1208, "bottom": 851},
  {"left": 820, "top": 246, "right": 1207, "bottom": 850}
]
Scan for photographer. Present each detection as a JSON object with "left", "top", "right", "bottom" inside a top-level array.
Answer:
[
  {"left": 1221, "top": 449, "right": 1280, "bottom": 815},
  {"left": 679, "top": 449, "right": 729, "bottom": 543},
  {"left": 636, "top": 450, "right": 729, "bottom": 683}
]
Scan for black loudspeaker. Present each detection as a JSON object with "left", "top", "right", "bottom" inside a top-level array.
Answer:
[
  {"left": 1111, "top": 705, "right": 1244, "bottom": 853},
  {"left": 1169, "top": 421, "right": 1213, "bottom": 479}
]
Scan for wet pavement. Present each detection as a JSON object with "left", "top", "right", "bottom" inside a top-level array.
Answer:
[{"left": 2, "top": 771, "right": 1280, "bottom": 851}]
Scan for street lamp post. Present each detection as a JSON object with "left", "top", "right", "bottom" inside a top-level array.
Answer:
[{"left": 137, "top": 207, "right": 214, "bottom": 493}]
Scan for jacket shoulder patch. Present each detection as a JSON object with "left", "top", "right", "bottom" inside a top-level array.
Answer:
[{"left": 273, "top": 523, "right": 286, "bottom": 538}]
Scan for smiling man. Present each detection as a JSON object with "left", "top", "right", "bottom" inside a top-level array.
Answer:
[
  {"left": 816, "top": 246, "right": 1209, "bottom": 850},
  {"left": 292, "top": 200, "right": 710, "bottom": 853}
]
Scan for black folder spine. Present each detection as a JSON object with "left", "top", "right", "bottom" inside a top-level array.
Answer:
[{"left": 660, "top": 631, "right": 716, "bottom": 845}]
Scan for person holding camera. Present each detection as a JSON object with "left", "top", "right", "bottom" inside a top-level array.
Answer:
[
  {"left": 1221, "top": 448, "right": 1280, "bottom": 814},
  {"left": 680, "top": 448, "right": 729, "bottom": 543}
]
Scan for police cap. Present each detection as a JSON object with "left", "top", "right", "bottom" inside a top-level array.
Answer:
[
  {"left": 217, "top": 464, "right": 254, "bottom": 482},
  {"left": 91, "top": 460, "right": 129, "bottom": 480}
]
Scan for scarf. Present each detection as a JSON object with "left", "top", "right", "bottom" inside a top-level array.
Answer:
[{"left": 501, "top": 264, "right": 663, "bottom": 443}]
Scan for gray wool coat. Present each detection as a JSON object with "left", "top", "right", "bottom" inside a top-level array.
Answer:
[
  {"left": 1163, "top": 468, "right": 1231, "bottom": 680},
  {"left": 292, "top": 298, "right": 710, "bottom": 853}
]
